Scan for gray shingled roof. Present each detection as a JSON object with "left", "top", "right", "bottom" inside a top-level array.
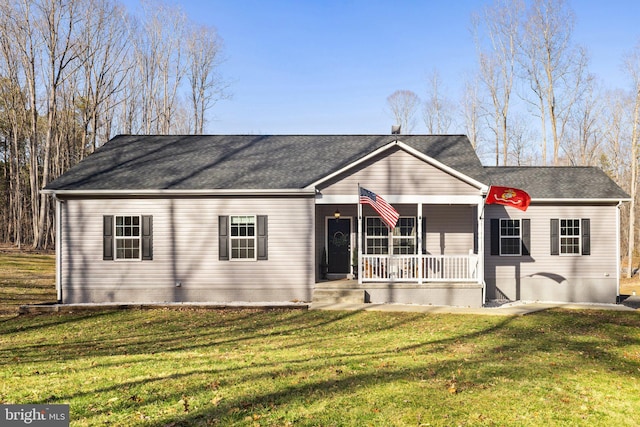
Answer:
[
  {"left": 484, "top": 166, "right": 629, "bottom": 199},
  {"left": 44, "top": 134, "right": 628, "bottom": 200},
  {"left": 45, "top": 134, "right": 488, "bottom": 191}
]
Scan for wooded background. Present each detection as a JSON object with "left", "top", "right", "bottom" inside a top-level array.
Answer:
[
  {"left": 0, "top": 0, "right": 637, "bottom": 276},
  {"left": 0, "top": 0, "right": 226, "bottom": 249}
]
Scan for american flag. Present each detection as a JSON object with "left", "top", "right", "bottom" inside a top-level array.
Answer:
[{"left": 359, "top": 186, "right": 399, "bottom": 229}]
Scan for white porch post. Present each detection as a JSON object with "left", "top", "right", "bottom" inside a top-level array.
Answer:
[
  {"left": 417, "top": 202, "right": 423, "bottom": 285},
  {"left": 357, "top": 197, "right": 362, "bottom": 285},
  {"left": 616, "top": 201, "right": 622, "bottom": 299},
  {"left": 477, "top": 196, "right": 486, "bottom": 303}
]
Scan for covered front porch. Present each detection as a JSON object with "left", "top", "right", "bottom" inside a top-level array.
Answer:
[{"left": 314, "top": 199, "right": 486, "bottom": 307}]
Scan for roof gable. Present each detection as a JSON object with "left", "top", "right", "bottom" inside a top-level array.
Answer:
[{"left": 310, "top": 139, "right": 487, "bottom": 191}]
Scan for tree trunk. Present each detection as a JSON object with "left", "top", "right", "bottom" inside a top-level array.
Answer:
[{"left": 628, "top": 88, "right": 640, "bottom": 278}]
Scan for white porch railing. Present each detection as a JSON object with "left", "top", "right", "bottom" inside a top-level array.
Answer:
[{"left": 360, "top": 254, "right": 479, "bottom": 282}]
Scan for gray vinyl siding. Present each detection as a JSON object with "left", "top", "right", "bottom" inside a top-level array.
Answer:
[
  {"left": 424, "top": 205, "right": 475, "bottom": 255},
  {"left": 59, "top": 196, "right": 315, "bottom": 303},
  {"left": 484, "top": 204, "right": 619, "bottom": 303},
  {"left": 319, "top": 147, "right": 479, "bottom": 196}
]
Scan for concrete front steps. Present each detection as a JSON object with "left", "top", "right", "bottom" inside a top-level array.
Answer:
[{"left": 312, "top": 280, "right": 366, "bottom": 304}]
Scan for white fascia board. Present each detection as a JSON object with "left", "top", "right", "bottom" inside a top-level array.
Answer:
[
  {"left": 317, "top": 194, "right": 484, "bottom": 205},
  {"left": 306, "top": 140, "right": 488, "bottom": 191},
  {"left": 42, "top": 188, "right": 315, "bottom": 197}
]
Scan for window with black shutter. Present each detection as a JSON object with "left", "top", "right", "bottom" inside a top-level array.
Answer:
[
  {"left": 550, "top": 218, "right": 590, "bottom": 256},
  {"left": 219, "top": 215, "right": 268, "bottom": 261},
  {"left": 103, "top": 215, "right": 153, "bottom": 261}
]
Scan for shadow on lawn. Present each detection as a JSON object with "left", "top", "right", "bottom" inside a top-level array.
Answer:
[
  {"left": 153, "top": 310, "right": 640, "bottom": 426},
  {"left": 2, "top": 308, "right": 640, "bottom": 425},
  {"left": 0, "top": 309, "right": 366, "bottom": 365}
]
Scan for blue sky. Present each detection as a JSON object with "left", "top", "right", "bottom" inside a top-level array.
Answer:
[{"left": 142, "top": 0, "right": 640, "bottom": 134}]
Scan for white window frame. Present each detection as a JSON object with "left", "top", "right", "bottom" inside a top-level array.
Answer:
[
  {"left": 230, "top": 215, "right": 257, "bottom": 261},
  {"left": 114, "top": 215, "right": 142, "bottom": 261},
  {"left": 365, "top": 217, "right": 389, "bottom": 254},
  {"left": 559, "top": 218, "right": 581, "bottom": 256},
  {"left": 499, "top": 218, "right": 521, "bottom": 257},
  {"left": 365, "top": 216, "right": 417, "bottom": 255}
]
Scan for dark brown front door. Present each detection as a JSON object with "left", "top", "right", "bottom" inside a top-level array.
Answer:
[{"left": 327, "top": 218, "right": 350, "bottom": 274}]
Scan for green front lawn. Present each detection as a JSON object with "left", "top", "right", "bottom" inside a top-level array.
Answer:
[
  {"left": 1, "top": 251, "right": 640, "bottom": 426},
  {"left": 0, "top": 250, "right": 56, "bottom": 315},
  {"left": 1, "top": 308, "right": 640, "bottom": 426}
]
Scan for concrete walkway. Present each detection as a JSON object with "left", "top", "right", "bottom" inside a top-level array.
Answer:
[{"left": 310, "top": 297, "right": 640, "bottom": 316}]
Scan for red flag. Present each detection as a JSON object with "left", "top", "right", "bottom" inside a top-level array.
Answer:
[
  {"left": 486, "top": 186, "right": 531, "bottom": 211},
  {"left": 359, "top": 186, "right": 399, "bottom": 229}
]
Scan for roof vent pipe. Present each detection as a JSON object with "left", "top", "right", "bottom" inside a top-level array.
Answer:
[{"left": 391, "top": 125, "right": 401, "bottom": 135}]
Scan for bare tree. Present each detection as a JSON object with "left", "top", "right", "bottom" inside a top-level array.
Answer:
[
  {"left": 76, "top": 0, "right": 130, "bottom": 157},
  {"left": 461, "top": 76, "right": 483, "bottom": 151},
  {"left": 564, "top": 76, "right": 602, "bottom": 166},
  {"left": 0, "top": 0, "right": 230, "bottom": 249},
  {"left": 519, "top": 0, "right": 590, "bottom": 166},
  {"left": 35, "top": 0, "right": 86, "bottom": 248},
  {"left": 3, "top": 0, "right": 42, "bottom": 247},
  {"left": 508, "top": 112, "right": 537, "bottom": 166},
  {"left": 624, "top": 42, "right": 640, "bottom": 278},
  {"left": 386, "top": 90, "right": 420, "bottom": 134},
  {"left": 185, "top": 24, "right": 227, "bottom": 134},
  {"left": 137, "top": 0, "right": 187, "bottom": 134},
  {"left": 473, "top": 0, "right": 523, "bottom": 166},
  {"left": 600, "top": 89, "right": 632, "bottom": 183},
  {"left": 0, "top": 3, "right": 29, "bottom": 247},
  {"left": 423, "top": 70, "right": 454, "bottom": 134}
]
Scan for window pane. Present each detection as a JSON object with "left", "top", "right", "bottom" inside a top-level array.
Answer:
[
  {"left": 499, "top": 218, "right": 521, "bottom": 255},
  {"left": 366, "top": 238, "right": 388, "bottom": 255},
  {"left": 501, "top": 237, "right": 520, "bottom": 255},
  {"left": 393, "top": 218, "right": 415, "bottom": 236},
  {"left": 366, "top": 218, "right": 388, "bottom": 237},
  {"left": 116, "top": 238, "right": 140, "bottom": 259},
  {"left": 392, "top": 218, "right": 416, "bottom": 254},
  {"left": 393, "top": 239, "right": 415, "bottom": 255},
  {"left": 500, "top": 219, "right": 520, "bottom": 236},
  {"left": 232, "top": 238, "right": 255, "bottom": 259},
  {"left": 559, "top": 219, "right": 581, "bottom": 254}
]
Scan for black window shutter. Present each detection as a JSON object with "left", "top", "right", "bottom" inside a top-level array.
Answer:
[
  {"left": 219, "top": 216, "right": 229, "bottom": 260},
  {"left": 582, "top": 218, "right": 590, "bottom": 255},
  {"left": 257, "top": 215, "right": 268, "bottom": 260},
  {"left": 490, "top": 219, "right": 500, "bottom": 255},
  {"left": 142, "top": 215, "right": 153, "bottom": 260},
  {"left": 521, "top": 219, "right": 530, "bottom": 256},
  {"left": 550, "top": 218, "right": 559, "bottom": 256},
  {"left": 103, "top": 215, "right": 114, "bottom": 260}
]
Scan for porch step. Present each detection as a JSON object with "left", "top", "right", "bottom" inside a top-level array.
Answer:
[{"left": 312, "top": 288, "right": 366, "bottom": 304}]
